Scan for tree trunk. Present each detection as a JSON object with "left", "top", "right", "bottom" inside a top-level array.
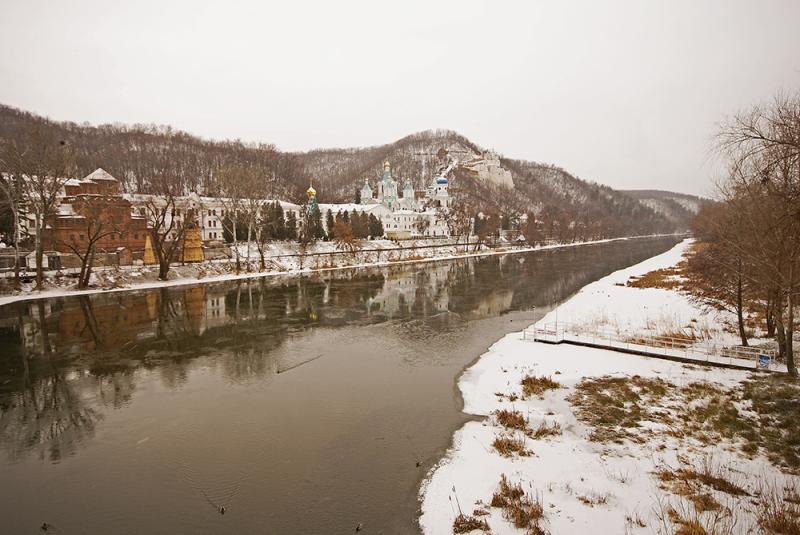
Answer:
[
  {"left": 765, "top": 296, "right": 776, "bottom": 338},
  {"left": 82, "top": 249, "right": 95, "bottom": 288},
  {"left": 78, "top": 253, "right": 88, "bottom": 289},
  {"left": 246, "top": 223, "right": 253, "bottom": 272},
  {"left": 736, "top": 265, "right": 748, "bottom": 347},
  {"left": 258, "top": 242, "right": 266, "bottom": 271},
  {"left": 232, "top": 220, "right": 240, "bottom": 273},
  {"left": 12, "top": 206, "right": 20, "bottom": 289},
  {"left": 159, "top": 259, "right": 170, "bottom": 280},
  {"left": 786, "top": 280, "right": 797, "bottom": 376},
  {"left": 34, "top": 214, "right": 44, "bottom": 290}
]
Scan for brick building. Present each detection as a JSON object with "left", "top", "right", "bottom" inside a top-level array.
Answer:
[{"left": 43, "top": 168, "right": 147, "bottom": 254}]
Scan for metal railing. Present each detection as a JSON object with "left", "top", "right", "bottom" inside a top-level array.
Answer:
[{"left": 523, "top": 321, "right": 779, "bottom": 371}]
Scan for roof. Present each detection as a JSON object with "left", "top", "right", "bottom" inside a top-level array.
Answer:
[
  {"left": 84, "top": 168, "right": 118, "bottom": 182},
  {"left": 318, "top": 203, "right": 389, "bottom": 214}
]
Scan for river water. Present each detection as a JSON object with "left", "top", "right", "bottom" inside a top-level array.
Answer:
[{"left": 0, "top": 236, "right": 679, "bottom": 534}]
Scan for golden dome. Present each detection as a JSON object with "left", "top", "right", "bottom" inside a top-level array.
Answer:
[
  {"left": 384, "top": 160, "right": 391, "bottom": 170},
  {"left": 306, "top": 184, "right": 316, "bottom": 197}
]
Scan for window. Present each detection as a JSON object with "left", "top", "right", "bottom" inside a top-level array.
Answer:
[
  {"left": 69, "top": 234, "right": 75, "bottom": 241},
  {"left": 212, "top": 209, "right": 217, "bottom": 216},
  {"left": 79, "top": 234, "right": 85, "bottom": 241}
]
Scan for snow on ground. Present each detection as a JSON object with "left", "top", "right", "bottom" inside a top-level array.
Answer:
[
  {"left": 419, "top": 239, "right": 798, "bottom": 535},
  {"left": 535, "top": 239, "right": 732, "bottom": 343}
]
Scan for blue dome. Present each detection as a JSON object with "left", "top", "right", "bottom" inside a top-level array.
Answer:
[{"left": 435, "top": 176, "right": 448, "bottom": 185}]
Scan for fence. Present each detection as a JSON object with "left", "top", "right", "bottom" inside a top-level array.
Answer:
[{"left": 524, "top": 321, "right": 780, "bottom": 371}]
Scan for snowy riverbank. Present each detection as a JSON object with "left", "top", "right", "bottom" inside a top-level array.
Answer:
[
  {"left": 419, "top": 239, "right": 799, "bottom": 535},
  {"left": 0, "top": 234, "right": 678, "bottom": 307}
]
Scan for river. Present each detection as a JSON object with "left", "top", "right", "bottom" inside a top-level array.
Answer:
[{"left": 0, "top": 236, "right": 679, "bottom": 534}]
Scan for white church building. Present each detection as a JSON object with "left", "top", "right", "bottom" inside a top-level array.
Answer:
[{"left": 356, "top": 161, "right": 451, "bottom": 239}]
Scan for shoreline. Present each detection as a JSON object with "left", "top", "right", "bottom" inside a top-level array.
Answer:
[
  {"left": 417, "top": 239, "right": 796, "bottom": 534},
  {"left": 0, "top": 233, "right": 683, "bottom": 307}
]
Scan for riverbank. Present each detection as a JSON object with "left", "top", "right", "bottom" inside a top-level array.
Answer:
[
  {"left": 0, "top": 234, "right": 680, "bottom": 307},
  {"left": 419, "top": 239, "right": 800, "bottom": 534}
]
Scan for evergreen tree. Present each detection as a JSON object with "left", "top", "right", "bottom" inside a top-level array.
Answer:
[
  {"left": 350, "top": 210, "right": 364, "bottom": 238},
  {"left": 285, "top": 210, "right": 297, "bottom": 240},
  {"left": 325, "top": 209, "right": 335, "bottom": 240},
  {"left": 222, "top": 215, "right": 248, "bottom": 243},
  {"left": 368, "top": 213, "right": 384, "bottom": 238},
  {"left": 355, "top": 188, "right": 361, "bottom": 204},
  {"left": 274, "top": 202, "right": 286, "bottom": 240},
  {"left": 312, "top": 206, "right": 325, "bottom": 239}
]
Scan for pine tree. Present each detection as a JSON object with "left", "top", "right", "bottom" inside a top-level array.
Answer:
[
  {"left": 368, "top": 213, "right": 384, "bottom": 238},
  {"left": 325, "top": 209, "right": 335, "bottom": 240},
  {"left": 285, "top": 210, "right": 297, "bottom": 240},
  {"left": 313, "top": 206, "right": 325, "bottom": 239},
  {"left": 350, "top": 210, "right": 364, "bottom": 238},
  {"left": 274, "top": 202, "right": 286, "bottom": 240},
  {"left": 359, "top": 212, "right": 370, "bottom": 238}
]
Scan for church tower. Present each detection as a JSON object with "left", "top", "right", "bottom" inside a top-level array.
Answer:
[
  {"left": 380, "top": 160, "right": 398, "bottom": 210},
  {"left": 360, "top": 178, "right": 373, "bottom": 204}
]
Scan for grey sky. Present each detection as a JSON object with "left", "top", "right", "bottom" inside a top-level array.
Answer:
[{"left": 1, "top": 0, "right": 799, "bottom": 196}]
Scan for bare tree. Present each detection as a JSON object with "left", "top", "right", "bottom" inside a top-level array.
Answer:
[
  {"left": 441, "top": 201, "right": 472, "bottom": 248},
  {"left": 143, "top": 174, "right": 188, "bottom": 280},
  {"left": 0, "top": 126, "right": 73, "bottom": 289},
  {"left": 54, "top": 194, "right": 122, "bottom": 289},
  {"left": 217, "top": 165, "right": 249, "bottom": 273},
  {"left": 333, "top": 219, "right": 361, "bottom": 258},
  {"left": 0, "top": 173, "right": 25, "bottom": 287},
  {"left": 714, "top": 91, "right": 800, "bottom": 375}
]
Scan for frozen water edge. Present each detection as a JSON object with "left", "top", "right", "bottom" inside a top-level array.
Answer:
[{"left": 418, "top": 239, "right": 796, "bottom": 535}]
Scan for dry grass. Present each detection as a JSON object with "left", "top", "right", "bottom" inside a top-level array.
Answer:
[
  {"left": 626, "top": 513, "right": 647, "bottom": 529},
  {"left": 490, "top": 474, "right": 546, "bottom": 534},
  {"left": 653, "top": 457, "right": 751, "bottom": 533},
  {"left": 494, "top": 392, "right": 520, "bottom": 402},
  {"left": 672, "top": 376, "right": 800, "bottom": 473},
  {"left": 758, "top": 482, "right": 800, "bottom": 535},
  {"left": 740, "top": 375, "right": 800, "bottom": 472},
  {"left": 452, "top": 513, "right": 490, "bottom": 533},
  {"left": 521, "top": 375, "right": 561, "bottom": 399},
  {"left": 566, "top": 375, "right": 672, "bottom": 443},
  {"left": 626, "top": 265, "right": 684, "bottom": 290},
  {"left": 655, "top": 458, "right": 748, "bottom": 498},
  {"left": 658, "top": 499, "right": 740, "bottom": 535},
  {"left": 667, "top": 508, "right": 710, "bottom": 535},
  {"left": 492, "top": 435, "right": 532, "bottom": 457},
  {"left": 625, "top": 329, "right": 698, "bottom": 349},
  {"left": 576, "top": 492, "right": 611, "bottom": 507},
  {"left": 529, "top": 421, "right": 562, "bottom": 440},
  {"left": 495, "top": 409, "right": 527, "bottom": 431},
  {"left": 567, "top": 373, "right": 800, "bottom": 473}
]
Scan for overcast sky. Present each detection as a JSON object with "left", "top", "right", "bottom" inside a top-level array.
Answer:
[{"left": 1, "top": 1, "right": 799, "bottom": 196}]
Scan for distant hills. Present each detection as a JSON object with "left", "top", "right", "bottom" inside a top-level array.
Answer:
[
  {"left": 0, "top": 103, "right": 706, "bottom": 236},
  {"left": 293, "top": 129, "right": 706, "bottom": 234},
  {"left": 621, "top": 190, "right": 708, "bottom": 229}
]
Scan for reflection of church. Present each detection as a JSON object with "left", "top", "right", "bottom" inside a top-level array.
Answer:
[{"left": 366, "top": 264, "right": 452, "bottom": 318}]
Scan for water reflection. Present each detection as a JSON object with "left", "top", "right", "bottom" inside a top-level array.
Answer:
[{"left": 0, "top": 238, "right": 678, "bottom": 465}]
